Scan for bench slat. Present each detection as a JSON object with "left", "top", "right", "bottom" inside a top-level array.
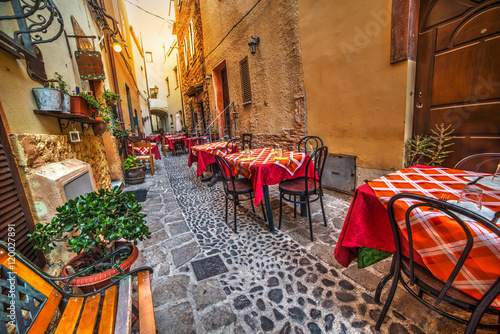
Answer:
[
  {"left": 98, "top": 285, "right": 118, "bottom": 334},
  {"left": 54, "top": 297, "right": 84, "bottom": 334},
  {"left": 75, "top": 293, "right": 101, "bottom": 334},
  {"left": 27, "top": 289, "right": 62, "bottom": 334},
  {"left": 114, "top": 279, "right": 132, "bottom": 334},
  {"left": 138, "top": 271, "right": 156, "bottom": 334}
]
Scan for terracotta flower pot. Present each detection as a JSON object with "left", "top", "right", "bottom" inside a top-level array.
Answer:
[
  {"left": 70, "top": 96, "right": 92, "bottom": 117},
  {"left": 60, "top": 241, "right": 139, "bottom": 293}
]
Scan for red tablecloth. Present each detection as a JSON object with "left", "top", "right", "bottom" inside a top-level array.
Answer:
[
  {"left": 127, "top": 143, "right": 161, "bottom": 160},
  {"left": 225, "top": 148, "right": 312, "bottom": 206},
  {"left": 188, "top": 142, "right": 236, "bottom": 177},
  {"left": 146, "top": 134, "right": 161, "bottom": 142},
  {"left": 334, "top": 183, "right": 425, "bottom": 267}
]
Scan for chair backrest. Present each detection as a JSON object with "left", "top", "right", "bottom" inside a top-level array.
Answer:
[
  {"left": 304, "top": 146, "right": 328, "bottom": 193},
  {"left": 241, "top": 133, "right": 253, "bottom": 149},
  {"left": 387, "top": 193, "right": 500, "bottom": 304},
  {"left": 214, "top": 155, "right": 237, "bottom": 196},
  {"left": 298, "top": 136, "right": 324, "bottom": 155},
  {"left": 226, "top": 138, "right": 250, "bottom": 152},
  {"left": 132, "top": 141, "right": 151, "bottom": 149},
  {"left": 453, "top": 153, "right": 500, "bottom": 173}
]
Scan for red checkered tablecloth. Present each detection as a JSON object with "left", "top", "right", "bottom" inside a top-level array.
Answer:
[
  {"left": 225, "top": 148, "right": 307, "bottom": 179},
  {"left": 368, "top": 167, "right": 500, "bottom": 307}
]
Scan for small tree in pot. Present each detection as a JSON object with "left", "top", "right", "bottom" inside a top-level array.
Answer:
[{"left": 28, "top": 186, "right": 151, "bottom": 291}]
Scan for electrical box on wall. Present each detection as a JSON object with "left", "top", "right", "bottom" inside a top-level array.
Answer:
[{"left": 322, "top": 154, "right": 356, "bottom": 195}]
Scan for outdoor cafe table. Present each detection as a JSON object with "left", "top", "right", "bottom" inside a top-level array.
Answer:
[
  {"left": 334, "top": 166, "right": 500, "bottom": 307},
  {"left": 188, "top": 142, "right": 236, "bottom": 177},
  {"left": 224, "top": 148, "right": 311, "bottom": 232},
  {"left": 127, "top": 142, "right": 161, "bottom": 160}
]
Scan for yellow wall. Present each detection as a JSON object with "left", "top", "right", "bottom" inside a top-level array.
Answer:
[{"left": 298, "top": 0, "right": 413, "bottom": 170}]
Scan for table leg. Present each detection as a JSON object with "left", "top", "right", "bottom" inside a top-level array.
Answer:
[
  {"left": 263, "top": 185, "right": 275, "bottom": 232},
  {"left": 300, "top": 196, "right": 307, "bottom": 217}
]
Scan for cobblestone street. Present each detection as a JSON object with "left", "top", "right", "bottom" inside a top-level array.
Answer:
[{"left": 127, "top": 155, "right": 466, "bottom": 334}]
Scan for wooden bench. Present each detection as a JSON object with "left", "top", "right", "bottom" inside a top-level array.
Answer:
[{"left": 0, "top": 241, "right": 156, "bottom": 334}]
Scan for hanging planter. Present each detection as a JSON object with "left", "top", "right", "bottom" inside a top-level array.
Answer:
[{"left": 92, "top": 117, "right": 107, "bottom": 135}]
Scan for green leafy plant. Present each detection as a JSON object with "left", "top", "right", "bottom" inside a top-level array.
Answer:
[
  {"left": 406, "top": 123, "right": 455, "bottom": 167},
  {"left": 28, "top": 187, "right": 151, "bottom": 257},
  {"left": 122, "top": 155, "right": 139, "bottom": 173},
  {"left": 102, "top": 87, "right": 121, "bottom": 106},
  {"left": 48, "top": 72, "right": 69, "bottom": 95}
]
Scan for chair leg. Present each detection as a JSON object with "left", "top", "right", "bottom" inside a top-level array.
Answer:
[
  {"left": 306, "top": 197, "right": 313, "bottom": 241},
  {"left": 260, "top": 201, "right": 267, "bottom": 222},
  {"left": 151, "top": 157, "right": 154, "bottom": 175},
  {"left": 374, "top": 255, "right": 396, "bottom": 304},
  {"left": 279, "top": 192, "right": 283, "bottom": 229},
  {"left": 465, "top": 279, "right": 500, "bottom": 334},
  {"left": 319, "top": 193, "right": 327, "bottom": 226},
  {"left": 375, "top": 262, "right": 401, "bottom": 331},
  {"left": 293, "top": 195, "right": 297, "bottom": 218},
  {"left": 250, "top": 195, "right": 255, "bottom": 212}
]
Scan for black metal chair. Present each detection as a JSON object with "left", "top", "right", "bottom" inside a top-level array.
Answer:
[
  {"left": 278, "top": 146, "right": 328, "bottom": 241},
  {"left": 214, "top": 154, "right": 266, "bottom": 233},
  {"left": 298, "top": 136, "right": 324, "bottom": 155},
  {"left": 242, "top": 133, "right": 253, "bottom": 149},
  {"left": 454, "top": 153, "right": 500, "bottom": 173},
  {"left": 226, "top": 137, "right": 250, "bottom": 153},
  {"left": 374, "top": 193, "right": 500, "bottom": 333}
]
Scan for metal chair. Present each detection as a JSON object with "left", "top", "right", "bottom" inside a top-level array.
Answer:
[
  {"left": 226, "top": 137, "right": 250, "bottom": 152},
  {"left": 214, "top": 154, "right": 266, "bottom": 233},
  {"left": 297, "top": 136, "right": 324, "bottom": 155},
  {"left": 278, "top": 146, "right": 328, "bottom": 241},
  {"left": 242, "top": 133, "right": 253, "bottom": 149},
  {"left": 454, "top": 153, "right": 500, "bottom": 173},
  {"left": 374, "top": 193, "right": 500, "bottom": 333},
  {"left": 131, "top": 141, "right": 154, "bottom": 175},
  {"left": 172, "top": 140, "right": 186, "bottom": 156}
]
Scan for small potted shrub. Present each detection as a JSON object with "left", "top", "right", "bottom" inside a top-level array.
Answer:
[
  {"left": 33, "top": 72, "right": 71, "bottom": 113},
  {"left": 123, "top": 155, "right": 145, "bottom": 184},
  {"left": 28, "top": 187, "right": 151, "bottom": 292}
]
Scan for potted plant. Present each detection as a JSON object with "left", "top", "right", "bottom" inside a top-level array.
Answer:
[
  {"left": 123, "top": 155, "right": 145, "bottom": 184},
  {"left": 33, "top": 72, "right": 71, "bottom": 113},
  {"left": 71, "top": 93, "right": 92, "bottom": 117},
  {"left": 102, "top": 87, "right": 121, "bottom": 106},
  {"left": 28, "top": 187, "right": 151, "bottom": 292}
]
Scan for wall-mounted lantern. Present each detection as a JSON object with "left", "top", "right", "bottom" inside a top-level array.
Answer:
[
  {"left": 248, "top": 36, "right": 260, "bottom": 55},
  {"left": 150, "top": 85, "right": 159, "bottom": 99},
  {"left": 205, "top": 74, "right": 212, "bottom": 86}
]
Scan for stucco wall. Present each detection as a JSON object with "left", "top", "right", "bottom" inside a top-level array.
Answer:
[
  {"left": 298, "top": 0, "right": 412, "bottom": 171},
  {"left": 200, "top": 0, "right": 305, "bottom": 142}
]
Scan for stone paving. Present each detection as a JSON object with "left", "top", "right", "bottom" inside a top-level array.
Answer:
[{"left": 126, "top": 154, "right": 470, "bottom": 334}]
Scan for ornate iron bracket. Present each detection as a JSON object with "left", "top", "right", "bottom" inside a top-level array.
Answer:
[{"left": 0, "top": 0, "right": 64, "bottom": 57}]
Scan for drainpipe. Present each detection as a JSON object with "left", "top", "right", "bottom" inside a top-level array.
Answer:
[
  {"left": 303, "top": 92, "right": 307, "bottom": 137},
  {"left": 140, "top": 34, "right": 153, "bottom": 134},
  {"left": 100, "top": 0, "right": 124, "bottom": 125}
]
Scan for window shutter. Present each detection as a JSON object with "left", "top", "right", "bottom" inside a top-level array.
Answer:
[
  {"left": 0, "top": 119, "right": 45, "bottom": 268},
  {"left": 240, "top": 57, "right": 252, "bottom": 103}
]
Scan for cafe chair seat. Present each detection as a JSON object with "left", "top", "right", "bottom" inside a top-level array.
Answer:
[
  {"left": 228, "top": 178, "right": 253, "bottom": 193},
  {"left": 278, "top": 146, "right": 328, "bottom": 241},
  {"left": 279, "top": 177, "right": 318, "bottom": 195},
  {"left": 374, "top": 193, "right": 500, "bottom": 333}
]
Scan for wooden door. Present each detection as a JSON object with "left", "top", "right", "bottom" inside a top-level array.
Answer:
[
  {"left": 0, "top": 115, "right": 45, "bottom": 268},
  {"left": 221, "top": 68, "right": 232, "bottom": 138},
  {"left": 414, "top": 0, "right": 500, "bottom": 167}
]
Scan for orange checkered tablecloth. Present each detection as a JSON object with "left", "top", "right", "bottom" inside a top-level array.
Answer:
[
  {"left": 225, "top": 148, "right": 307, "bottom": 179},
  {"left": 368, "top": 167, "right": 500, "bottom": 307},
  {"left": 191, "top": 142, "right": 233, "bottom": 157}
]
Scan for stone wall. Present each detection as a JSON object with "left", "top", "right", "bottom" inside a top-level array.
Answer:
[
  {"left": 236, "top": 94, "right": 305, "bottom": 151},
  {"left": 200, "top": 0, "right": 305, "bottom": 140},
  {"left": 175, "top": 0, "right": 210, "bottom": 134},
  {"left": 10, "top": 133, "right": 112, "bottom": 190}
]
